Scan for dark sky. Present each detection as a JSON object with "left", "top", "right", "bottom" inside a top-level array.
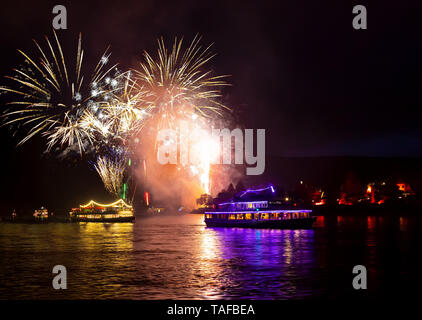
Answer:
[{"left": 0, "top": 0, "right": 421, "bottom": 211}]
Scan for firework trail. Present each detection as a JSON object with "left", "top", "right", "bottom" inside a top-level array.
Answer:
[
  {"left": 0, "top": 31, "right": 117, "bottom": 154},
  {"left": 94, "top": 152, "right": 127, "bottom": 197}
]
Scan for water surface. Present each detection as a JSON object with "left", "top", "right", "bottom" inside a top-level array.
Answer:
[{"left": 0, "top": 214, "right": 419, "bottom": 299}]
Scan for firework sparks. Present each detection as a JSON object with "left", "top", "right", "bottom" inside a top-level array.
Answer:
[
  {"left": 100, "top": 72, "right": 149, "bottom": 141},
  {"left": 187, "top": 122, "right": 220, "bottom": 194},
  {"left": 94, "top": 155, "right": 126, "bottom": 197},
  {"left": 134, "top": 34, "right": 229, "bottom": 130},
  {"left": 0, "top": 31, "right": 117, "bottom": 154}
]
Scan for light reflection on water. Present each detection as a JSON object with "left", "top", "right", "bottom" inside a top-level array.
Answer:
[{"left": 0, "top": 214, "right": 420, "bottom": 299}]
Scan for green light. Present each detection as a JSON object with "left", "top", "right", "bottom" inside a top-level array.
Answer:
[{"left": 120, "top": 182, "right": 128, "bottom": 201}]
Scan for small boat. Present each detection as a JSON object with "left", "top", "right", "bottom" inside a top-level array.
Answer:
[
  {"left": 33, "top": 207, "right": 48, "bottom": 222},
  {"left": 70, "top": 199, "right": 135, "bottom": 222},
  {"left": 145, "top": 204, "right": 185, "bottom": 216},
  {"left": 205, "top": 186, "right": 316, "bottom": 229},
  {"left": 146, "top": 206, "right": 166, "bottom": 215}
]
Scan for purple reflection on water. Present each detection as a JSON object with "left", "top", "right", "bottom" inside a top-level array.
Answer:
[{"left": 204, "top": 227, "right": 316, "bottom": 299}]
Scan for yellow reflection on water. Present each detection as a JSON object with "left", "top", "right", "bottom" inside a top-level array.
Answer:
[
  {"left": 200, "top": 229, "right": 220, "bottom": 260},
  {"left": 195, "top": 228, "right": 224, "bottom": 299},
  {"left": 399, "top": 216, "right": 408, "bottom": 232},
  {"left": 283, "top": 230, "right": 295, "bottom": 265},
  {"left": 367, "top": 216, "right": 376, "bottom": 230},
  {"left": 79, "top": 222, "right": 134, "bottom": 250}
]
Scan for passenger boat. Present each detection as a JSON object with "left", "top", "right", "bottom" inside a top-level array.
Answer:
[
  {"left": 205, "top": 186, "right": 316, "bottom": 229},
  {"left": 70, "top": 199, "right": 135, "bottom": 222}
]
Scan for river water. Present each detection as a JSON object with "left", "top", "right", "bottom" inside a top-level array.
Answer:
[{"left": 0, "top": 214, "right": 420, "bottom": 299}]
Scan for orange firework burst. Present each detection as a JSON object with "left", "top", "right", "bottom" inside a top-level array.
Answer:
[{"left": 132, "top": 35, "right": 231, "bottom": 196}]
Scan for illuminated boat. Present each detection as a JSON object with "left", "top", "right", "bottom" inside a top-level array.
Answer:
[
  {"left": 33, "top": 207, "right": 48, "bottom": 221},
  {"left": 70, "top": 199, "right": 135, "bottom": 222},
  {"left": 205, "top": 186, "right": 316, "bottom": 229}
]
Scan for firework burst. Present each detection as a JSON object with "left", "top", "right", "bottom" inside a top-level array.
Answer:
[
  {"left": 99, "top": 72, "right": 149, "bottom": 141},
  {"left": 134, "top": 34, "right": 229, "bottom": 130},
  {"left": 0, "top": 31, "right": 117, "bottom": 154},
  {"left": 132, "top": 35, "right": 232, "bottom": 196}
]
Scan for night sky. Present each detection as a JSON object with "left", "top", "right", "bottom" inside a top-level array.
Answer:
[{"left": 0, "top": 0, "right": 421, "bottom": 213}]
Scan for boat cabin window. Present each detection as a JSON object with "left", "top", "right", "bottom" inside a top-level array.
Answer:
[
  {"left": 245, "top": 213, "right": 252, "bottom": 220},
  {"left": 235, "top": 201, "right": 268, "bottom": 210},
  {"left": 261, "top": 213, "right": 270, "bottom": 220},
  {"left": 236, "top": 214, "right": 244, "bottom": 220},
  {"left": 229, "top": 214, "right": 236, "bottom": 220},
  {"left": 254, "top": 213, "right": 260, "bottom": 220}
]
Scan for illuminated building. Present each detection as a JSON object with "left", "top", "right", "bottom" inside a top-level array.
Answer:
[
  {"left": 358, "top": 180, "right": 416, "bottom": 205},
  {"left": 366, "top": 183, "right": 376, "bottom": 204},
  {"left": 396, "top": 181, "right": 414, "bottom": 197}
]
